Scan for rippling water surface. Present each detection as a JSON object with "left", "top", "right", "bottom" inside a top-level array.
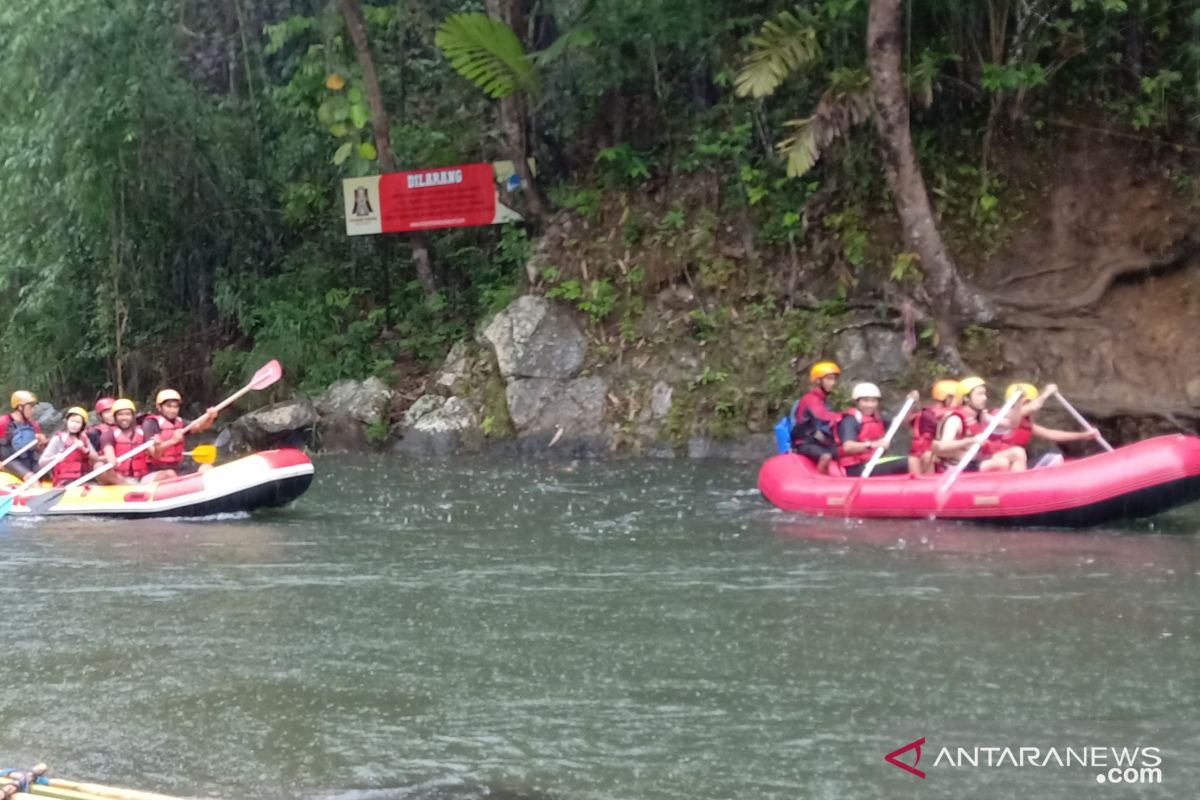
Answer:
[{"left": 1, "top": 455, "right": 1197, "bottom": 799}]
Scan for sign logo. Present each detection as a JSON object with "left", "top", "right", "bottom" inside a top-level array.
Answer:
[
  {"left": 352, "top": 187, "right": 373, "bottom": 217},
  {"left": 885, "top": 737, "right": 926, "bottom": 779}
]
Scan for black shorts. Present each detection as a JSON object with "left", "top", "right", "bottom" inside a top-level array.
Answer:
[{"left": 796, "top": 441, "right": 837, "bottom": 462}]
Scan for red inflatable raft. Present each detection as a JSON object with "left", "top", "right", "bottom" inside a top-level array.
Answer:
[{"left": 759, "top": 434, "right": 1200, "bottom": 527}]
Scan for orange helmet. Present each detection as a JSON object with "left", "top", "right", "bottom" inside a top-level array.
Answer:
[
  {"left": 156, "top": 389, "right": 182, "bottom": 406},
  {"left": 931, "top": 379, "right": 959, "bottom": 403},
  {"left": 809, "top": 361, "right": 841, "bottom": 382}
]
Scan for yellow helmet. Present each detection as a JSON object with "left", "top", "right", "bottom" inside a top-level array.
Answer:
[
  {"left": 156, "top": 389, "right": 182, "bottom": 406},
  {"left": 809, "top": 361, "right": 841, "bottom": 382},
  {"left": 931, "top": 379, "right": 959, "bottom": 403},
  {"left": 64, "top": 406, "right": 89, "bottom": 422},
  {"left": 10, "top": 390, "right": 37, "bottom": 409},
  {"left": 1006, "top": 382, "right": 1039, "bottom": 403},
  {"left": 956, "top": 376, "right": 987, "bottom": 400},
  {"left": 111, "top": 398, "right": 137, "bottom": 414}
]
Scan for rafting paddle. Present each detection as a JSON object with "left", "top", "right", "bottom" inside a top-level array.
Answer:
[
  {"left": 1052, "top": 392, "right": 1113, "bottom": 452},
  {"left": 841, "top": 392, "right": 918, "bottom": 516},
  {"left": 61, "top": 359, "right": 283, "bottom": 493},
  {"left": 24, "top": 765, "right": 183, "bottom": 800},
  {"left": 185, "top": 444, "right": 217, "bottom": 464},
  {"left": 933, "top": 388, "right": 1027, "bottom": 515},
  {"left": 0, "top": 440, "right": 38, "bottom": 468}
]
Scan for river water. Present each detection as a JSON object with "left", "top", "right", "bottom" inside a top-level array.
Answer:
[{"left": 1, "top": 455, "right": 1197, "bottom": 800}]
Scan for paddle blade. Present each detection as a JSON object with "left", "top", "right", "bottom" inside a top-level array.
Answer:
[
  {"left": 249, "top": 359, "right": 283, "bottom": 390},
  {"left": 189, "top": 444, "right": 217, "bottom": 464},
  {"left": 0, "top": 494, "right": 12, "bottom": 519},
  {"left": 25, "top": 488, "right": 65, "bottom": 515}
]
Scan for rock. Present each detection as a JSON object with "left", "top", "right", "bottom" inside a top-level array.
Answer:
[
  {"left": 480, "top": 295, "right": 586, "bottom": 379},
  {"left": 833, "top": 326, "right": 908, "bottom": 382},
  {"left": 649, "top": 381, "right": 673, "bottom": 420},
  {"left": 225, "top": 396, "right": 317, "bottom": 452},
  {"left": 437, "top": 341, "right": 475, "bottom": 390},
  {"left": 395, "top": 395, "right": 482, "bottom": 457},
  {"left": 316, "top": 377, "right": 393, "bottom": 424},
  {"left": 505, "top": 376, "right": 607, "bottom": 436},
  {"left": 687, "top": 433, "right": 776, "bottom": 460},
  {"left": 32, "top": 402, "right": 62, "bottom": 431},
  {"left": 1187, "top": 377, "right": 1200, "bottom": 408}
]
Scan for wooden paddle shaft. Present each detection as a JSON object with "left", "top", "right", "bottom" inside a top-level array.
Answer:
[{"left": 29, "top": 766, "right": 183, "bottom": 800}]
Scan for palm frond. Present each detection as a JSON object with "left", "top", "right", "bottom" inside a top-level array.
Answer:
[
  {"left": 735, "top": 9, "right": 821, "bottom": 99},
  {"left": 777, "top": 74, "right": 871, "bottom": 177},
  {"left": 435, "top": 12, "right": 534, "bottom": 99}
]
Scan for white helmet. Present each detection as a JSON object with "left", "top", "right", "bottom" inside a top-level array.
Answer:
[{"left": 852, "top": 382, "right": 882, "bottom": 401}]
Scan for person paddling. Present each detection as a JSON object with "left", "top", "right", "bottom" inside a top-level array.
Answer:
[
  {"left": 38, "top": 407, "right": 105, "bottom": 487},
  {"left": 791, "top": 360, "right": 842, "bottom": 474},
  {"left": 909, "top": 379, "right": 961, "bottom": 475},
  {"left": 933, "top": 377, "right": 1027, "bottom": 473},
  {"left": 87, "top": 397, "right": 116, "bottom": 451},
  {"left": 143, "top": 389, "right": 217, "bottom": 476},
  {"left": 837, "top": 383, "right": 918, "bottom": 476},
  {"left": 0, "top": 391, "right": 48, "bottom": 480},
  {"left": 99, "top": 399, "right": 170, "bottom": 484},
  {"left": 989, "top": 383, "right": 1100, "bottom": 467}
]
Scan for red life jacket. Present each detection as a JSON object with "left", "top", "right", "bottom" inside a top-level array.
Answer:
[
  {"left": 148, "top": 413, "right": 186, "bottom": 468},
  {"left": 51, "top": 432, "right": 91, "bottom": 486},
  {"left": 989, "top": 411, "right": 1033, "bottom": 449},
  {"left": 934, "top": 407, "right": 985, "bottom": 470},
  {"left": 909, "top": 404, "right": 948, "bottom": 457},
  {"left": 111, "top": 426, "right": 149, "bottom": 479},
  {"left": 836, "top": 408, "right": 887, "bottom": 468}
]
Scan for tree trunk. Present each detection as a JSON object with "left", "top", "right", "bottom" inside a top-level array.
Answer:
[
  {"left": 337, "top": 0, "right": 437, "bottom": 298},
  {"left": 485, "top": 0, "right": 546, "bottom": 220},
  {"left": 867, "top": 0, "right": 995, "bottom": 343}
]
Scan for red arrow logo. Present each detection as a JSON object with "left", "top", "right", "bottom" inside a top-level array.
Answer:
[{"left": 885, "top": 737, "right": 926, "bottom": 778}]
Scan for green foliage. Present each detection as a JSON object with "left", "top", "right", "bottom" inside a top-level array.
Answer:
[
  {"left": 436, "top": 13, "right": 535, "bottom": 99},
  {"left": 595, "top": 144, "right": 654, "bottom": 185},
  {"left": 735, "top": 9, "right": 821, "bottom": 98}
]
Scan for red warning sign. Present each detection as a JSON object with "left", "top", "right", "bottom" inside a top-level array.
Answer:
[{"left": 343, "top": 162, "right": 521, "bottom": 236}]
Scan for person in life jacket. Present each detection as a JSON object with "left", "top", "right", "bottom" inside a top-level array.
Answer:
[
  {"left": 99, "top": 398, "right": 170, "bottom": 484},
  {"left": 0, "top": 390, "right": 48, "bottom": 479},
  {"left": 87, "top": 397, "right": 117, "bottom": 451},
  {"left": 37, "top": 407, "right": 105, "bottom": 487},
  {"left": 932, "top": 377, "right": 1027, "bottom": 473},
  {"left": 791, "top": 360, "right": 843, "bottom": 474},
  {"left": 142, "top": 389, "right": 217, "bottom": 475},
  {"left": 908, "top": 379, "right": 961, "bottom": 475},
  {"left": 987, "top": 382, "right": 1101, "bottom": 467},
  {"left": 837, "top": 383, "right": 919, "bottom": 476}
]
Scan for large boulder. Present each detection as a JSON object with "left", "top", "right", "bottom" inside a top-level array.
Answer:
[
  {"left": 316, "top": 377, "right": 394, "bottom": 451},
  {"left": 505, "top": 376, "right": 607, "bottom": 436},
  {"left": 833, "top": 326, "right": 908, "bottom": 382},
  {"left": 223, "top": 396, "right": 317, "bottom": 453},
  {"left": 316, "top": 377, "right": 393, "bottom": 424},
  {"left": 32, "top": 402, "right": 62, "bottom": 432},
  {"left": 436, "top": 341, "right": 476, "bottom": 391},
  {"left": 394, "top": 395, "right": 482, "bottom": 457},
  {"left": 481, "top": 295, "right": 586, "bottom": 379}
]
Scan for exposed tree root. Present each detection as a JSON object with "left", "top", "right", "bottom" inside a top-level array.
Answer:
[{"left": 996, "top": 230, "right": 1200, "bottom": 313}]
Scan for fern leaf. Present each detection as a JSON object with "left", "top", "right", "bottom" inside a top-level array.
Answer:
[
  {"left": 777, "top": 74, "right": 872, "bottom": 177},
  {"left": 735, "top": 9, "right": 821, "bottom": 99},
  {"left": 435, "top": 12, "right": 534, "bottom": 99}
]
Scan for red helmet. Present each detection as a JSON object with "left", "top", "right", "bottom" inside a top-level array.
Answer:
[{"left": 94, "top": 397, "right": 116, "bottom": 414}]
